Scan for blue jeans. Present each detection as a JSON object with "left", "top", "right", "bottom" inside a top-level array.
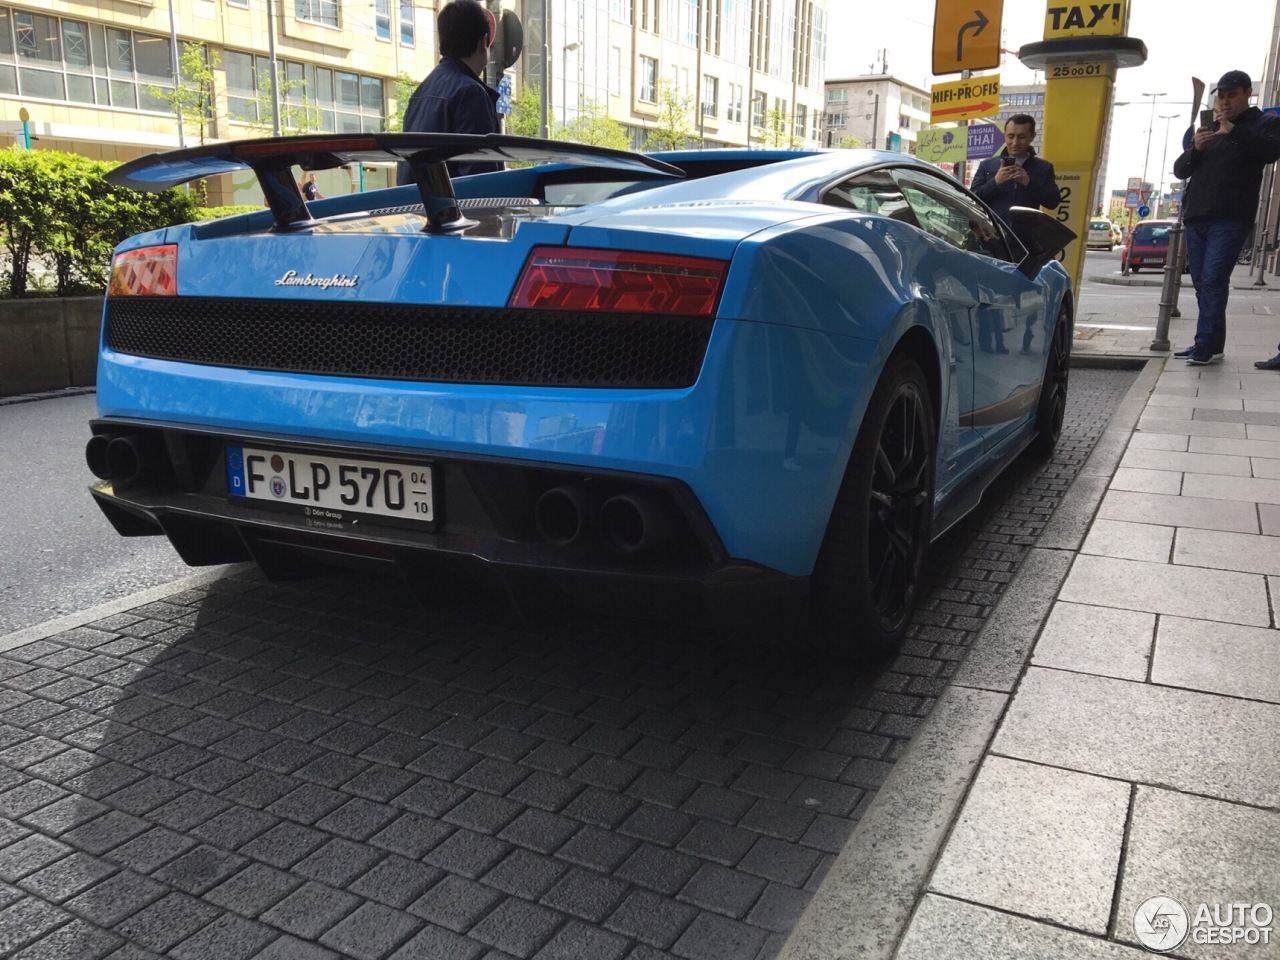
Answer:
[{"left": 1185, "top": 220, "right": 1252, "bottom": 355}]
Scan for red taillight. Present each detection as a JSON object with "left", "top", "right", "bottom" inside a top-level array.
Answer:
[
  {"left": 109, "top": 245, "right": 178, "bottom": 297},
  {"left": 510, "top": 247, "right": 727, "bottom": 317}
]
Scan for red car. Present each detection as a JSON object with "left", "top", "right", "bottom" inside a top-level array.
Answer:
[{"left": 1121, "top": 219, "right": 1175, "bottom": 274}]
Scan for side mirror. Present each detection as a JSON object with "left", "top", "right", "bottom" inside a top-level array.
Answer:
[{"left": 1008, "top": 207, "right": 1077, "bottom": 280}]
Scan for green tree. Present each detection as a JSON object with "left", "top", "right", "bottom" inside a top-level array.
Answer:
[
  {"left": 384, "top": 72, "right": 420, "bottom": 132},
  {"left": 0, "top": 149, "right": 199, "bottom": 297},
  {"left": 146, "top": 42, "right": 220, "bottom": 145},
  {"left": 0, "top": 148, "right": 50, "bottom": 296},
  {"left": 235, "top": 68, "right": 322, "bottom": 133},
  {"left": 506, "top": 82, "right": 550, "bottom": 138},
  {"left": 759, "top": 104, "right": 797, "bottom": 148},
  {"left": 557, "top": 98, "right": 630, "bottom": 150},
  {"left": 644, "top": 80, "right": 694, "bottom": 151},
  {"left": 837, "top": 136, "right": 861, "bottom": 149}
]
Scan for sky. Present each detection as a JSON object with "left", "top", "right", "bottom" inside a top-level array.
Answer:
[{"left": 825, "top": 0, "right": 1280, "bottom": 200}]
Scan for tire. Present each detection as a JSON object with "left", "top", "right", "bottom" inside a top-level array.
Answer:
[
  {"left": 1131, "top": 266, "right": 1140, "bottom": 274},
  {"left": 807, "top": 356, "right": 936, "bottom": 659},
  {"left": 1029, "top": 306, "right": 1071, "bottom": 457}
]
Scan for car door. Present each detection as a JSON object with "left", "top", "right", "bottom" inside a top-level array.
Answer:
[
  {"left": 890, "top": 168, "right": 1046, "bottom": 453},
  {"left": 822, "top": 169, "right": 984, "bottom": 487}
]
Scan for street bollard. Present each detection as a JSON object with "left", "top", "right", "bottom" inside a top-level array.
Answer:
[{"left": 1153, "top": 219, "right": 1185, "bottom": 350}]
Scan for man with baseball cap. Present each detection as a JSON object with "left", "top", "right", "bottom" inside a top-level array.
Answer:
[
  {"left": 399, "top": 0, "right": 502, "bottom": 179},
  {"left": 1172, "top": 70, "right": 1280, "bottom": 366}
]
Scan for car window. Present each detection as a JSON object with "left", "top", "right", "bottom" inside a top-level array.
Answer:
[
  {"left": 822, "top": 170, "right": 919, "bottom": 226},
  {"left": 890, "top": 168, "right": 1015, "bottom": 262},
  {"left": 1134, "top": 224, "right": 1171, "bottom": 243},
  {"left": 1090, "top": 220, "right": 1110, "bottom": 231}
]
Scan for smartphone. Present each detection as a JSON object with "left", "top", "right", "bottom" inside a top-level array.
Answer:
[
  {"left": 1200, "top": 108, "right": 1216, "bottom": 128},
  {"left": 1001, "top": 156, "right": 1015, "bottom": 166}
]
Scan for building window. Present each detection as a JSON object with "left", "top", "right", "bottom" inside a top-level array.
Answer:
[
  {"left": 0, "top": 7, "right": 186, "bottom": 112},
  {"left": 702, "top": 74, "right": 717, "bottom": 117},
  {"left": 610, "top": 0, "right": 631, "bottom": 23},
  {"left": 638, "top": 55, "right": 656, "bottom": 102},
  {"left": 227, "top": 49, "right": 385, "bottom": 132},
  {"left": 375, "top": 0, "right": 390, "bottom": 40},
  {"left": 794, "top": 103, "right": 806, "bottom": 138},
  {"left": 827, "top": 87, "right": 847, "bottom": 102},
  {"left": 609, "top": 46, "right": 621, "bottom": 96},
  {"left": 726, "top": 82, "right": 742, "bottom": 123},
  {"left": 225, "top": 49, "right": 264, "bottom": 122},
  {"left": 826, "top": 112, "right": 846, "bottom": 127},
  {"left": 295, "top": 0, "right": 339, "bottom": 29},
  {"left": 750, "top": 90, "right": 765, "bottom": 127},
  {"left": 399, "top": 2, "right": 413, "bottom": 45}
]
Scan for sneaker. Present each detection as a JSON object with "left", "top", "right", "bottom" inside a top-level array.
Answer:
[
  {"left": 1185, "top": 352, "right": 1214, "bottom": 365},
  {"left": 1174, "top": 346, "right": 1224, "bottom": 362}
]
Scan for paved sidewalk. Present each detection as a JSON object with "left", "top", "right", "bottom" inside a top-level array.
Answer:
[{"left": 781, "top": 275, "right": 1280, "bottom": 958}]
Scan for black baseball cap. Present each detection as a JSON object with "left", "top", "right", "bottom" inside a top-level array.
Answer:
[{"left": 1213, "top": 70, "right": 1251, "bottom": 92}]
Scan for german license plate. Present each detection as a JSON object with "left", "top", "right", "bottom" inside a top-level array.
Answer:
[{"left": 226, "top": 446, "right": 433, "bottom": 524}]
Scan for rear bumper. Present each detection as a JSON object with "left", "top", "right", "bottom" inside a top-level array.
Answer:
[{"left": 87, "top": 419, "right": 806, "bottom": 627}]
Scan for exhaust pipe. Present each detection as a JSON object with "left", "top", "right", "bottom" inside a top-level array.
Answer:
[
  {"left": 104, "top": 433, "right": 166, "bottom": 485},
  {"left": 534, "top": 486, "right": 600, "bottom": 546},
  {"left": 600, "top": 492, "right": 676, "bottom": 555},
  {"left": 85, "top": 434, "right": 116, "bottom": 480}
]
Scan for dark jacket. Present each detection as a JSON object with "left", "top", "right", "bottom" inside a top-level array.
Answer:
[
  {"left": 1173, "top": 106, "right": 1280, "bottom": 225},
  {"left": 970, "top": 147, "right": 1062, "bottom": 223},
  {"left": 400, "top": 57, "right": 501, "bottom": 180}
]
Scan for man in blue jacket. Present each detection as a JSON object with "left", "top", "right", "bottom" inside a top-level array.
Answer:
[
  {"left": 1171, "top": 70, "right": 1280, "bottom": 367},
  {"left": 400, "top": 0, "right": 501, "bottom": 179},
  {"left": 970, "top": 114, "right": 1062, "bottom": 224}
]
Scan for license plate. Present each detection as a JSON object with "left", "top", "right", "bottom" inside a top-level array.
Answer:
[{"left": 226, "top": 446, "right": 434, "bottom": 524}]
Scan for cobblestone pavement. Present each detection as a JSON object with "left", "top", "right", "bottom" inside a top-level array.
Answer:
[{"left": 0, "top": 368, "right": 1138, "bottom": 960}]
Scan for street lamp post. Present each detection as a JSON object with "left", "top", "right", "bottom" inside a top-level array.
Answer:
[
  {"left": 1138, "top": 91, "right": 1166, "bottom": 219},
  {"left": 865, "top": 89, "right": 879, "bottom": 150},
  {"left": 561, "top": 41, "right": 580, "bottom": 133},
  {"left": 1154, "top": 113, "right": 1179, "bottom": 217}
]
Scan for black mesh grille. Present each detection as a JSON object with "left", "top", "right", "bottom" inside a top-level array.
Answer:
[{"left": 105, "top": 297, "right": 713, "bottom": 388}]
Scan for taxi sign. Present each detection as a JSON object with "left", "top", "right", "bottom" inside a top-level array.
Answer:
[
  {"left": 930, "top": 75, "right": 1001, "bottom": 124},
  {"left": 1044, "top": 1, "right": 1129, "bottom": 39},
  {"left": 932, "top": 0, "right": 1003, "bottom": 76}
]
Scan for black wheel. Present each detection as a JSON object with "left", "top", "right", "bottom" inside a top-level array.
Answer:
[
  {"left": 1030, "top": 306, "right": 1071, "bottom": 456},
  {"left": 1131, "top": 266, "right": 1140, "bottom": 274},
  {"left": 807, "top": 356, "right": 936, "bottom": 659}
]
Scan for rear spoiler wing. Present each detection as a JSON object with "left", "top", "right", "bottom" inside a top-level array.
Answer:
[{"left": 105, "top": 133, "right": 684, "bottom": 234}]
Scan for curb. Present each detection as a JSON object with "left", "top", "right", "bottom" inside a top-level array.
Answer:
[
  {"left": 0, "top": 564, "right": 248, "bottom": 655},
  {"left": 777, "top": 356, "right": 1163, "bottom": 960}
]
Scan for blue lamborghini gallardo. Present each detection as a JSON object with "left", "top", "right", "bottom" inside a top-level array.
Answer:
[{"left": 88, "top": 134, "right": 1074, "bottom": 657}]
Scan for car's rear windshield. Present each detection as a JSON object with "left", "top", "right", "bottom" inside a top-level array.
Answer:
[
  {"left": 1134, "top": 224, "right": 1171, "bottom": 242},
  {"left": 1091, "top": 220, "right": 1110, "bottom": 230}
]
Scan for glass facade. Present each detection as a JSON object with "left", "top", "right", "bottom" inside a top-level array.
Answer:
[
  {"left": 0, "top": 7, "right": 176, "bottom": 110},
  {"left": 225, "top": 49, "right": 385, "bottom": 132}
]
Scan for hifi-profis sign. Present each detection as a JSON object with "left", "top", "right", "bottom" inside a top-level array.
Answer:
[{"left": 930, "top": 76, "right": 1001, "bottom": 123}]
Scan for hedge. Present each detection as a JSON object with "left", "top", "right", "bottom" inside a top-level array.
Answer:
[{"left": 0, "top": 147, "right": 202, "bottom": 298}]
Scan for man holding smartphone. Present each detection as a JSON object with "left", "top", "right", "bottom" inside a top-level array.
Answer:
[
  {"left": 1171, "top": 70, "right": 1280, "bottom": 366},
  {"left": 970, "top": 114, "right": 1063, "bottom": 225}
]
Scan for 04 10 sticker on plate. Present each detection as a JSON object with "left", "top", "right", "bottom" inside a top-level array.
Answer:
[{"left": 226, "top": 446, "right": 433, "bottom": 523}]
